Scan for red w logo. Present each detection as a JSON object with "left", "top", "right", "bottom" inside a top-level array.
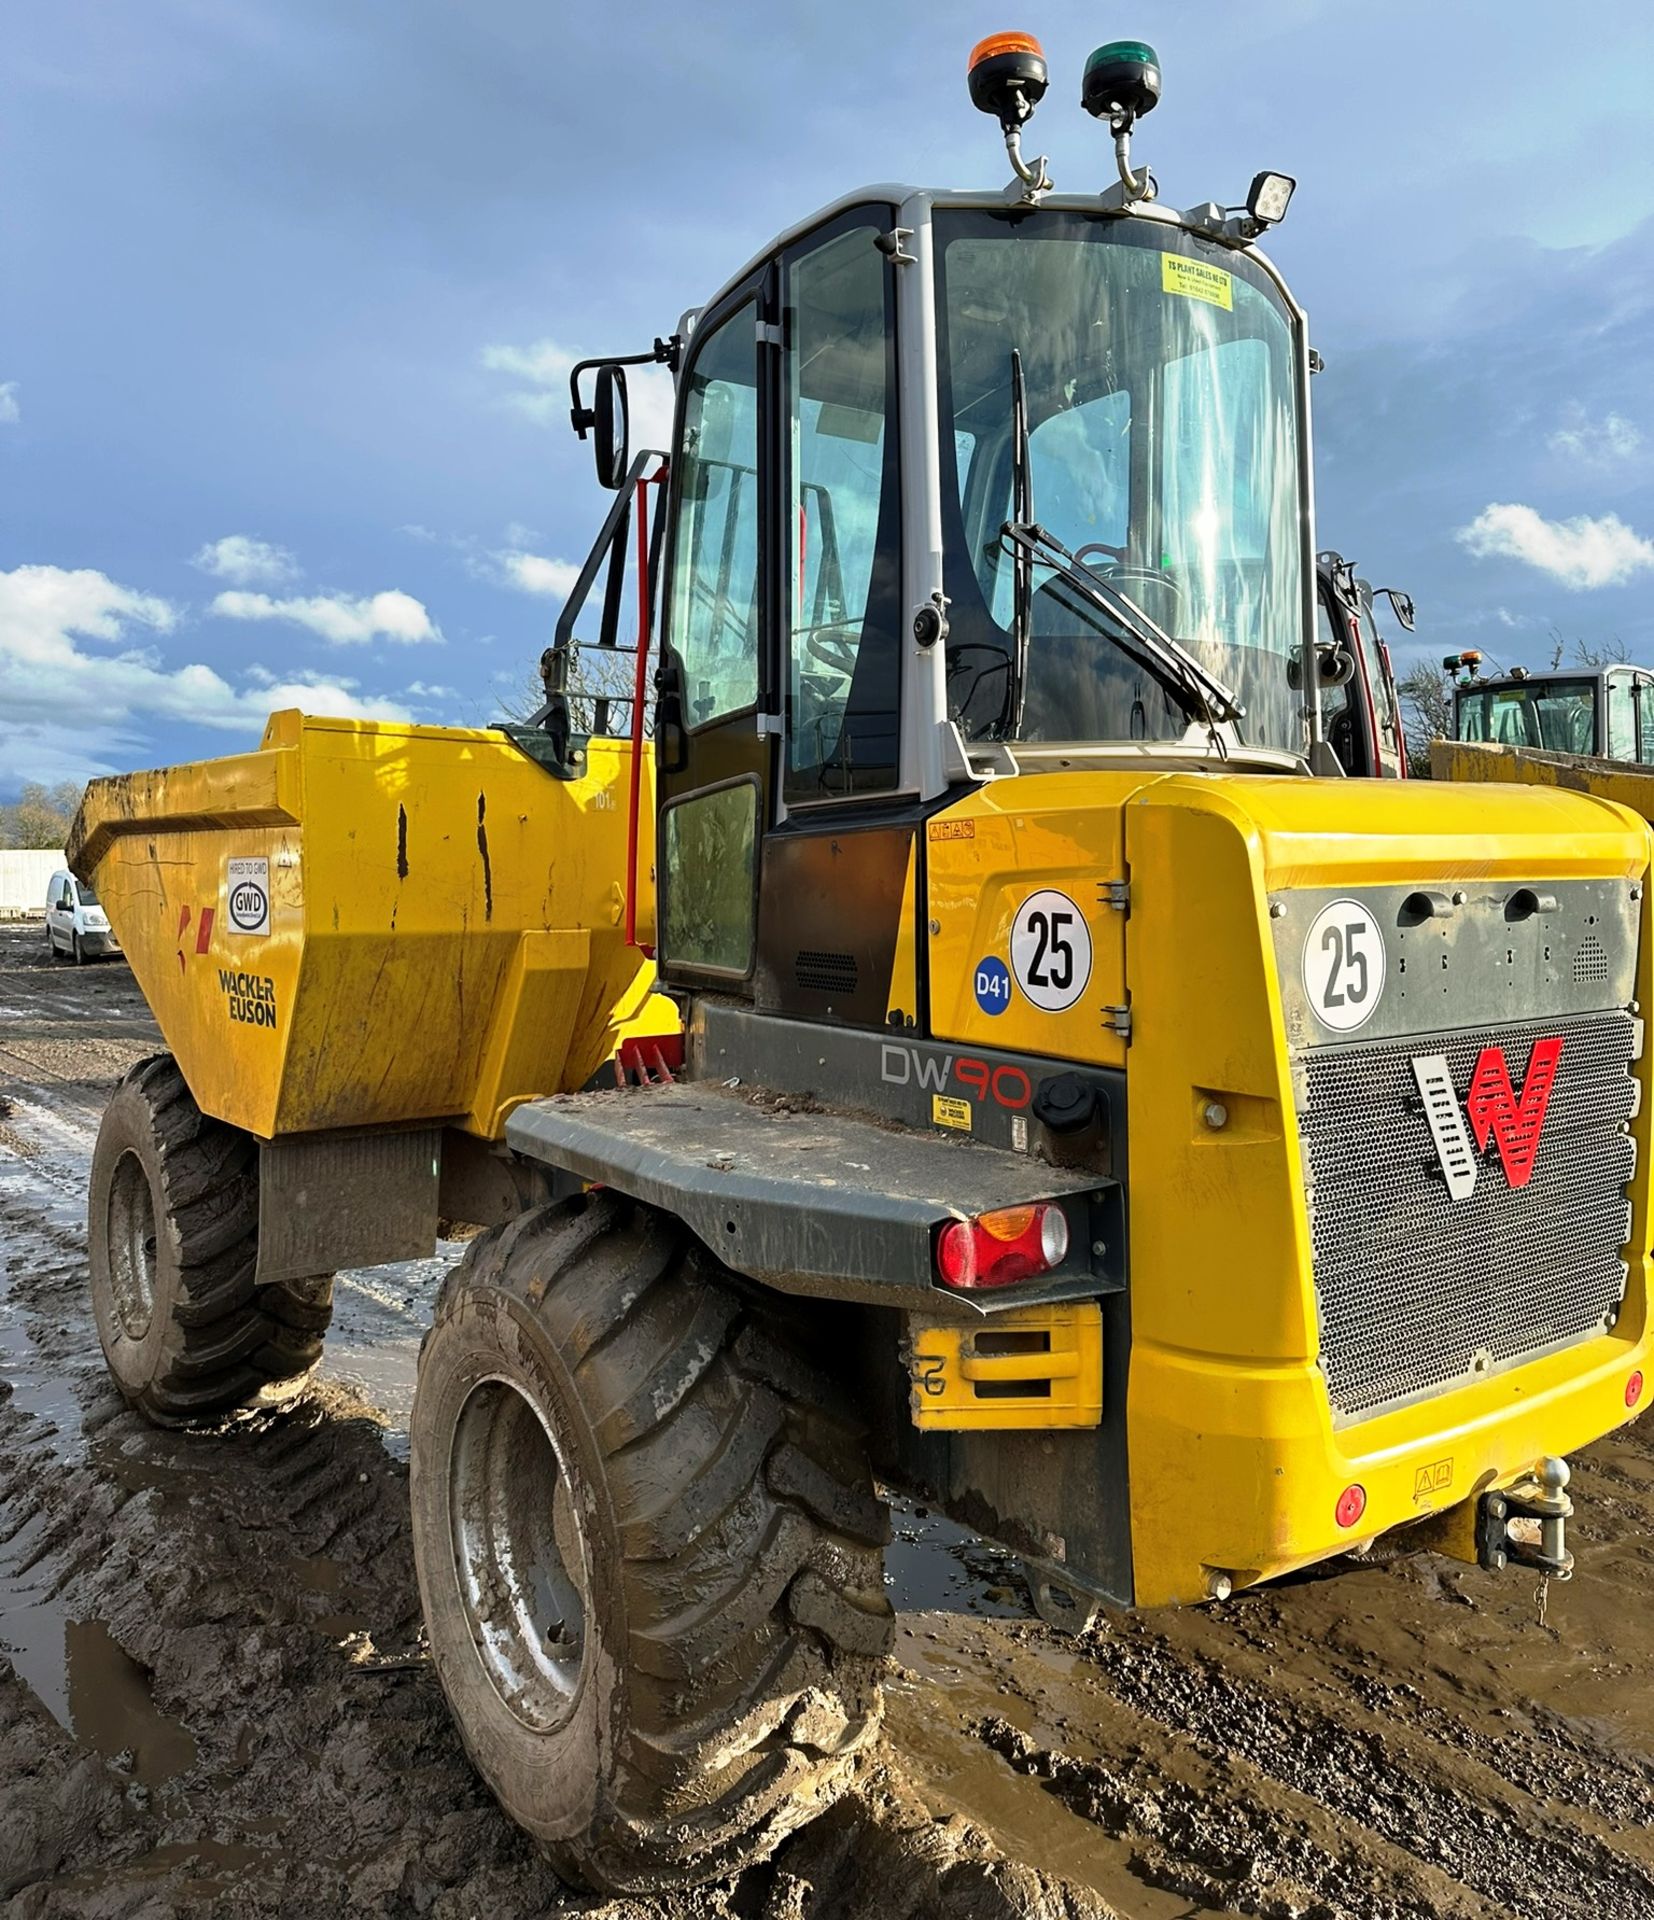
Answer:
[{"left": 1464, "top": 1036, "right": 1563, "bottom": 1188}]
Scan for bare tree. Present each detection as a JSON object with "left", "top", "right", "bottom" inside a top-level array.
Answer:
[
  {"left": 1548, "top": 630, "right": 1630, "bottom": 670},
  {"left": 0, "top": 781, "right": 85, "bottom": 849},
  {"left": 1395, "top": 661, "right": 1454, "bottom": 779}
]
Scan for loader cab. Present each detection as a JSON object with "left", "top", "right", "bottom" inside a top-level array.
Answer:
[
  {"left": 556, "top": 181, "right": 1317, "bottom": 1030},
  {"left": 1453, "top": 663, "right": 1654, "bottom": 764},
  {"left": 1316, "top": 551, "right": 1408, "bottom": 778}
]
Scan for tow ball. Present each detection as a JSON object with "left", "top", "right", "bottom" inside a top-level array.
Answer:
[{"left": 1476, "top": 1456, "right": 1573, "bottom": 1580}]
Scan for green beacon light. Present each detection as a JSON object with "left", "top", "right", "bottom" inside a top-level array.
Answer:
[
  {"left": 1082, "top": 40, "right": 1161, "bottom": 204},
  {"left": 1081, "top": 39, "right": 1162, "bottom": 124}
]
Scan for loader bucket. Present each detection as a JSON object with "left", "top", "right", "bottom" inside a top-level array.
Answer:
[{"left": 66, "top": 711, "right": 673, "bottom": 1140}]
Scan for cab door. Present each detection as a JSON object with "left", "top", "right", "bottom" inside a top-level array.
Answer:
[{"left": 655, "top": 274, "right": 778, "bottom": 992}]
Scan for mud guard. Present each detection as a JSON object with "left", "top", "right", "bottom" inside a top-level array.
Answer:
[{"left": 504, "top": 1083, "right": 1121, "bottom": 1312}]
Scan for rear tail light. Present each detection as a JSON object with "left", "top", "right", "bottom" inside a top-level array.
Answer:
[{"left": 936, "top": 1203, "right": 1069, "bottom": 1290}]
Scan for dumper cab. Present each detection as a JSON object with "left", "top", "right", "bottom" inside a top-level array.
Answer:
[{"left": 1452, "top": 659, "right": 1654, "bottom": 764}]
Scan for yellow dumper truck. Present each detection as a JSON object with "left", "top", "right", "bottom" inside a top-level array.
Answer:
[{"left": 69, "top": 34, "right": 1651, "bottom": 1893}]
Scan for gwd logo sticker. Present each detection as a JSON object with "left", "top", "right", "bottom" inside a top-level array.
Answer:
[{"left": 227, "top": 856, "right": 271, "bottom": 936}]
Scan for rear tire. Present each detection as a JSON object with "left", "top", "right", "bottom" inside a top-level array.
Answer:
[
  {"left": 410, "top": 1192, "right": 892, "bottom": 1893},
  {"left": 89, "top": 1055, "right": 334, "bottom": 1425}
]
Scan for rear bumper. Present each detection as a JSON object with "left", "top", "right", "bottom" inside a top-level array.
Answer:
[{"left": 1128, "top": 1311, "right": 1651, "bottom": 1607}]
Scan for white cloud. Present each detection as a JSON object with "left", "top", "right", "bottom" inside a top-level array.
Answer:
[
  {"left": 0, "top": 383, "right": 19, "bottom": 426},
  {"left": 406, "top": 680, "right": 457, "bottom": 699},
  {"left": 497, "top": 551, "right": 580, "bottom": 599},
  {"left": 0, "top": 564, "right": 411, "bottom": 782},
  {"left": 1548, "top": 409, "right": 1641, "bottom": 466},
  {"left": 192, "top": 533, "right": 300, "bottom": 587},
  {"left": 1456, "top": 503, "right": 1654, "bottom": 590},
  {"left": 480, "top": 338, "right": 575, "bottom": 418},
  {"left": 482, "top": 335, "right": 675, "bottom": 454},
  {"left": 211, "top": 587, "right": 441, "bottom": 645}
]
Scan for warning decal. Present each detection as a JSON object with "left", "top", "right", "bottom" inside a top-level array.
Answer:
[
  {"left": 932, "top": 1094, "right": 973, "bottom": 1132},
  {"left": 227, "top": 856, "right": 271, "bottom": 936},
  {"left": 1162, "top": 253, "right": 1233, "bottom": 311}
]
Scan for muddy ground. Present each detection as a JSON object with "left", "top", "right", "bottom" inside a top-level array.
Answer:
[{"left": 4, "top": 921, "right": 1654, "bottom": 1919}]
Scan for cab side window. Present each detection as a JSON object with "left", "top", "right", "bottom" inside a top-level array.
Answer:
[
  {"left": 670, "top": 302, "right": 760, "bottom": 727},
  {"left": 785, "top": 222, "right": 901, "bottom": 800},
  {"left": 1606, "top": 671, "right": 1636, "bottom": 762},
  {"left": 1637, "top": 675, "right": 1654, "bottom": 766}
]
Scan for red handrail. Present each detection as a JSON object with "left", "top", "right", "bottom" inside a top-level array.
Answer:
[{"left": 625, "top": 464, "right": 668, "bottom": 954}]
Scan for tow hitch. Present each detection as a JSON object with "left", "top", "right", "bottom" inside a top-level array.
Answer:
[{"left": 1476, "top": 1456, "right": 1573, "bottom": 1579}]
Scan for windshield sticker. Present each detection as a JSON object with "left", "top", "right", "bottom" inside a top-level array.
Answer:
[
  {"left": 1010, "top": 890, "right": 1092, "bottom": 1014},
  {"left": 1162, "top": 253, "right": 1233, "bottom": 311}
]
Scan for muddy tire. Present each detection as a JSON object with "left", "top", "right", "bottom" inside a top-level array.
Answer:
[
  {"left": 410, "top": 1191, "right": 892, "bottom": 1893},
  {"left": 88, "top": 1054, "right": 334, "bottom": 1425}
]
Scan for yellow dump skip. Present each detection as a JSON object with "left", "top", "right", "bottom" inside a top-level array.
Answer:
[
  {"left": 1434, "top": 736, "right": 1654, "bottom": 818},
  {"left": 67, "top": 711, "right": 675, "bottom": 1141}
]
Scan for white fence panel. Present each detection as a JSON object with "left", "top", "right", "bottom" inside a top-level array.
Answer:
[{"left": 0, "top": 849, "right": 65, "bottom": 918}]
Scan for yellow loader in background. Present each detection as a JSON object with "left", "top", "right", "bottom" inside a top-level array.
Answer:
[{"left": 69, "top": 33, "right": 1651, "bottom": 1893}]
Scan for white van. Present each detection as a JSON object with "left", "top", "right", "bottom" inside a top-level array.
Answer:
[{"left": 45, "top": 869, "right": 120, "bottom": 963}]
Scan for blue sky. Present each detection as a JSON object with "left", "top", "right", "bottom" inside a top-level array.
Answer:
[{"left": 6, "top": 1, "right": 1654, "bottom": 793}]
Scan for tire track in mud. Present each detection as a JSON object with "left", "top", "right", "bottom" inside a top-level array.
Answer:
[{"left": 979, "top": 1596, "right": 1654, "bottom": 1919}]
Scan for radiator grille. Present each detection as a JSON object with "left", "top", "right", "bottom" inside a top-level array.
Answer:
[{"left": 1298, "top": 1010, "right": 1638, "bottom": 1421}]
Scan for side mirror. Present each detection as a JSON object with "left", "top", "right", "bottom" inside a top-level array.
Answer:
[
  {"left": 1377, "top": 586, "right": 1417, "bottom": 632},
  {"left": 592, "top": 365, "right": 629, "bottom": 490}
]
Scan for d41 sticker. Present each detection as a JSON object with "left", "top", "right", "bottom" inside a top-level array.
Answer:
[
  {"left": 1303, "top": 898, "right": 1385, "bottom": 1032},
  {"left": 974, "top": 955, "right": 1012, "bottom": 1016},
  {"left": 1010, "top": 889, "right": 1091, "bottom": 1014}
]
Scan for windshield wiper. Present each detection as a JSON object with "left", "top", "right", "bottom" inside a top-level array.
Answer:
[
  {"left": 997, "top": 520, "right": 1246, "bottom": 732},
  {"left": 1006, "top": 348, "right": 1034, "bottom": 737}
]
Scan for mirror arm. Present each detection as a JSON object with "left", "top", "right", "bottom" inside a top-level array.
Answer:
[{"left": 567, "top": 337, "right": 681, "bottom": 441}]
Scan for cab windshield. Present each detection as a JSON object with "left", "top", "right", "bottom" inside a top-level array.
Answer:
[
  {"left": 935, "top": 208, "right": 1305, "bottom": 754},
  {"left": 1456, "top": 679, "right": 1595, "bottom": 754}
]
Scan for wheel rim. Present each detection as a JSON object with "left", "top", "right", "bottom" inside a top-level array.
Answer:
[
  {"left": 107, "top": 1149, "right": 158, "bottom": 1341},
  {"left": 449, "top": 1375, "right": 590, "bottom": 1731}
]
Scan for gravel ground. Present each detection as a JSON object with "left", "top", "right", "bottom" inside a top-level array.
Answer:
[{"left": 4, "top": 922, "right": 1654, "bottom": 1918}]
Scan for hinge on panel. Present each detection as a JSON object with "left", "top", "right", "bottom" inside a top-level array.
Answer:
[
  {"left": 755, "top": 320, "right": 784, "bottom": 348},
  {"left": 756, "top": 712, "right": 784, "bottom": 738},
  {"left": 874, "top": 226, "right": 917, "bottom": 266},
  {"left": 1101, "top": 1002, "right": 1132, "bottom": 1042},
  {"left": 1099, "top": 879, "right": 1130, "bottom": 914}
]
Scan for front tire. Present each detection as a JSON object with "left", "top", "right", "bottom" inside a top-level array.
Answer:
[
  {"left": 71, "top": 932, "right": 84, "bottom": 965},
  {"left": 410, "top": 1193, "right": 892, "bottom": 1893},
  {"left": 89, "top": 1056, "right": 334, "bottom": 1425}
]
